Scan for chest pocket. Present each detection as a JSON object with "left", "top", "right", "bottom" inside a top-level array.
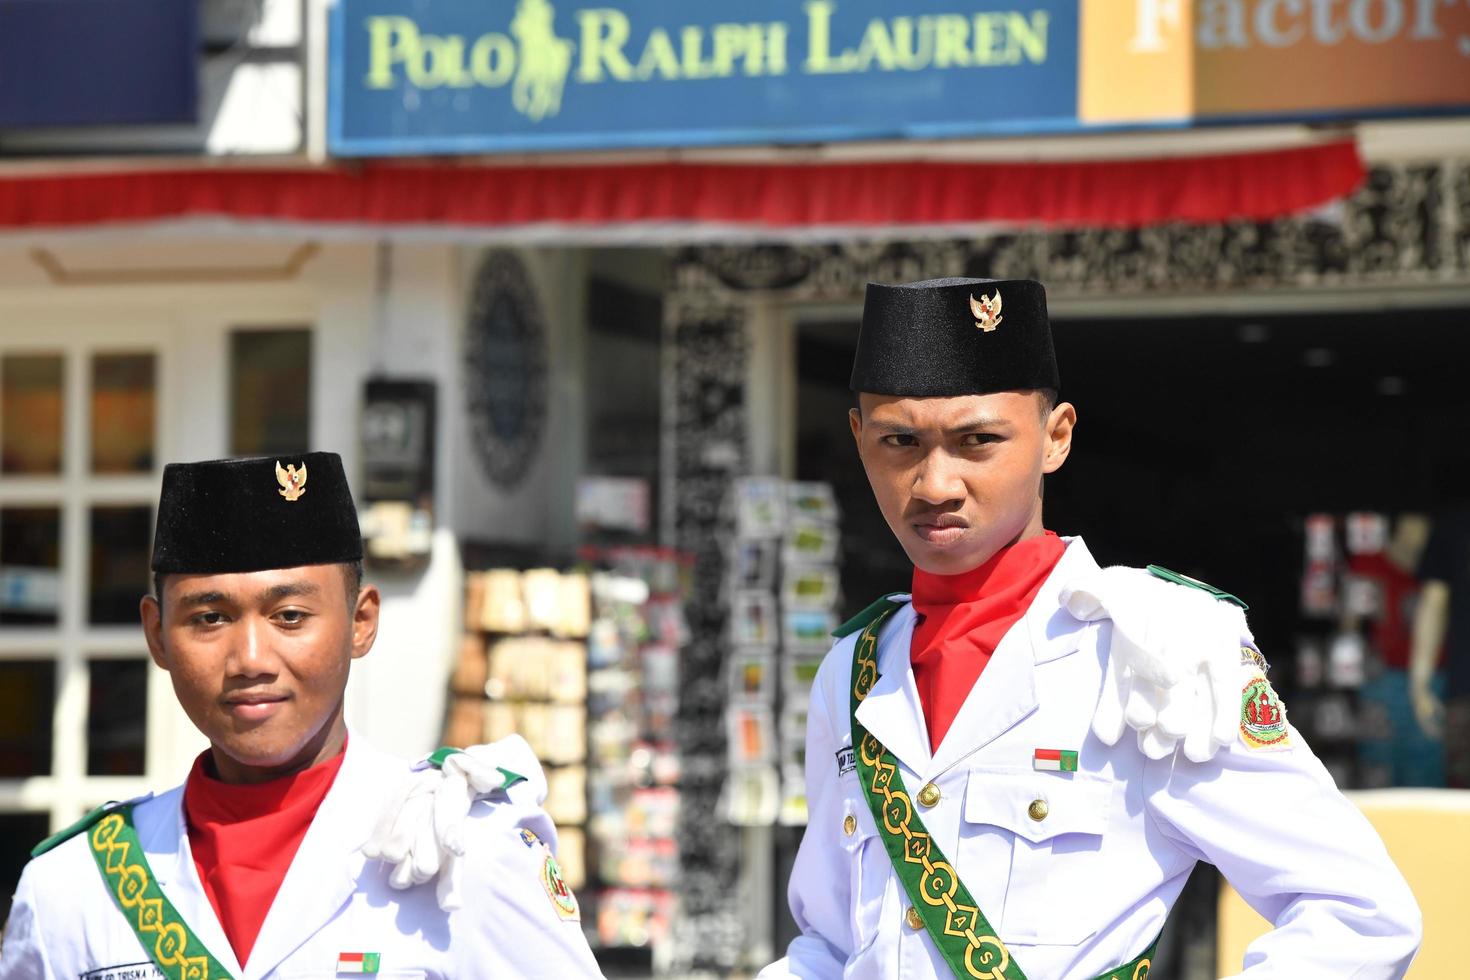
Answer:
[
  {"left": 962, "top": 766, "right": 1112, "bottom": 947},
  {"left": 839, "top": 794, "right": 893, "bottom": 957}
]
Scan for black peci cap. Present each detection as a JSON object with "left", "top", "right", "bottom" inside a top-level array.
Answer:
[
  {"left": 849, "top": 277, "right": 1059, "bottom": 398},
  {"left": 151, "top": 452, "right": 363, "bottom": 574}
]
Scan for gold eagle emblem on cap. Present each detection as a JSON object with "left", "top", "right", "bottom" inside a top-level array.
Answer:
[
  {"left": 970, "top": 290, "right": 1002, "bottom": 332},
  {"left": 275, "top": 460, "right": 307, "bottom": 502}
]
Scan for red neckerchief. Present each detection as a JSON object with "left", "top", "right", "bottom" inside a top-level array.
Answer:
[
  {"left": 910, "top": 532, "right": 1066, "bottom": 752},
  {"left": 184, "top": 740, "right": 347, "bottom": 967}
]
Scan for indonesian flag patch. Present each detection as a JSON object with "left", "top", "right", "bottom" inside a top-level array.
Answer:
[
  {"left": 336, "top": 952, "right": 380, "bottom": 974},
  {"left": 1033, "top": 748, "right": 1078, "bottom": 772},
  {"left": 1240, "top": 674, "right": 1290, "bottom": 751}
]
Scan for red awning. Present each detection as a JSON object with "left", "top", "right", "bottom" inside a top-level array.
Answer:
[{"left": 0, "top": 140, "right": 1363, "bottom": 232}]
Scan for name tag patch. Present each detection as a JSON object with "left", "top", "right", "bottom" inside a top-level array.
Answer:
[
  {"left": 835, "top": 746, "right": 856, "bottom": 777},
  {"left": 81, "top": 965, "right": 165, "bottom": 980}
]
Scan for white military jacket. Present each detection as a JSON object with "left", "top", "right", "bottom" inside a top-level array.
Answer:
[
  {"left": 763, "top": 537, "right": 1421, "bottom": 980},
  {"left": 0, "top": 735, "right": 604, "bottom": 980}
]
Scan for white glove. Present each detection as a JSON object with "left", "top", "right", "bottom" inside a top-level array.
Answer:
[
  {"left": 363, "top": 735, "right": 548, "bottom": 910},
  {"left": 1061, "top": 566, "right": 1252, "bottom": 763},
  {"left": 362, "top": 766, "right": 441, "bottom": 889}
]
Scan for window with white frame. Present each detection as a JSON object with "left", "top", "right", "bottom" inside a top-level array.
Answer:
[
  {"left": 0, "top": 344, "right": 160, "bottom": 919},
  {"left": 0, "top": 321, "right": 315, "bottom": 921}
]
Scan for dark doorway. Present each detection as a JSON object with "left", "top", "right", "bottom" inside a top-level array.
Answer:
[
  {"left": 794, "top": 305, "right": 1470, "bottom": 667},
  {"left": 1049, "top": 307, "right": 1470, "bottom": 665}
]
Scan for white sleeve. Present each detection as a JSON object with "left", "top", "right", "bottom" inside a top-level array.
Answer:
[
  {"left": 449, "top": 800, "right": 605, "bottom": 978},
  {"left": 758, "top": 653, "right": 851, "bottom": 980},
  {"left": 0, "top": 863, "right": 58, "bottom": 980},
  {"left": 1144, "top": 694, "right": 1421, "bottom": 979}
]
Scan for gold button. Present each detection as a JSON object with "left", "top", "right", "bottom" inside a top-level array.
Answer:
[
  {"left": 906, "top": 906, "right": 924, "bottom": 931},
  {"left": 843, "top": 813, "right": 856, "bottom": 836},
  {"left": 1028, "top": 798, "right": 1049, "bottom": 821},
  {"left": 917, "top": 782, "right": 941, "bottom": 807}
]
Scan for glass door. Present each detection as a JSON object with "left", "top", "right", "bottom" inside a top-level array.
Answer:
[{"left": 0, "top": 327, "right": 173, "bottom": 917}]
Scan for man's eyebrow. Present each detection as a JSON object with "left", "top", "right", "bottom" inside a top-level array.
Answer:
[
  {"left": 944, "top": 416, "right": 1011, "bottom": 436},
  {"left": 176, "top": 590, "right": 229, "bottom": 607},
  {"left": 259, "top": 581, "right": 321, "bottom": 603},
  {"left": 865, "top": 419, "right": 917, "bottom": 435}
]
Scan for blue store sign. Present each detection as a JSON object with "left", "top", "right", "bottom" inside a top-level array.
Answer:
[
  {"left": 329, "top": 0, "right": 1079, "bottom": 155},
  {"left": 0, "top": 0, "right": 196, "bottom": 128}
]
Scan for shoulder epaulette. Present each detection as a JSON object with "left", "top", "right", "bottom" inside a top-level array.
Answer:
[
  {"left": 1147, "top": 564, "right": 1249, "bottom": 611},
  {"left": 30, "top": 795, "right": 150, "bottom": 858},
  {"left": 421, "top": 747, "right": 527, "bottom": 792},
  {"left": 833, "top": 593, "right": 910, "bottom": 639}
]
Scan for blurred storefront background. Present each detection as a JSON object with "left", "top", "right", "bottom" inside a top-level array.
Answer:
[{"left": 1, "top": 1, "right": 1468, "bottom": 976}]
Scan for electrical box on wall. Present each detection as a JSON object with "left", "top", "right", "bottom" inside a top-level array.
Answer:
[{"left": 359, "top": 378, "right": 436, "bottom": 571}]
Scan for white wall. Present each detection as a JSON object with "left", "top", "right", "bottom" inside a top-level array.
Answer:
[
  {"left": 316, "top": 243, "right": 467, "bottom": 759},
  {"left": 450, "top": 247, "right": 588, "bottom": 562}
]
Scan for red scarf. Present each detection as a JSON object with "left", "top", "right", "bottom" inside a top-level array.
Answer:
[
  {"left": 910, "top": 532, "right": 1066, "bottom": 751},
  {"left": 184, "top": 743, "right": 347, "bottom": 967}
]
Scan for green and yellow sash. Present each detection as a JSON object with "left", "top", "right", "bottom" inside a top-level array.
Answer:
[
  {"left": 849, "top": 609, "right": 1156, "bottom": 980},
  {"left": 87, "top": 805, "right": 236, "bottom": 980}
]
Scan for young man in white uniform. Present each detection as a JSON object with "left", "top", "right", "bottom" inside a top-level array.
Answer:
[
  {"left": 351, "top": 280, "right": 1422, "bottom": 978},
  {"left": 0, "top": 453, "right": 603, "bottom": 980},
  {"left": 759, "top": 278, "right": 1421, "bottom": 979}
]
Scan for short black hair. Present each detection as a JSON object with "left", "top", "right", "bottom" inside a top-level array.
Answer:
[{"left": 152, "top": 560, "right": 364, "bottom": 610}]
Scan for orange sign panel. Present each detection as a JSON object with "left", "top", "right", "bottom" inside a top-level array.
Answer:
[{"left": 1081, "top": 0, "right": 1470, "bottom": 124}]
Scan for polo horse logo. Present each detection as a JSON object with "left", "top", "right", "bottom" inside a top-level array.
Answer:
[{"left": 511, "top": 0, "right": 573, "bottom": 122}]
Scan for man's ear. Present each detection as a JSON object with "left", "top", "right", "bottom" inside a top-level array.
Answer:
[
  {"left": 140, "top": 595, "right": 168, "bottom": 670},
  {"left": 350, "top": 584, "right": 381, "bottom": 661},
  {"left": 1042, "top": 401, "right": 1076, "bottom": 474},
  {"left": 849, "top": 406, "right": 864, "bottom": 455}
]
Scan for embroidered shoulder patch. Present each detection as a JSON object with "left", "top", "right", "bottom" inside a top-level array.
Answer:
[
  {"left": 519, "top": 827, "right": 541, "bottom": 848},
  {"left": 1240, "top": 674, "right": 1290, "bottom": 750},
  {"left": 1239, "top": 645, "right": 1270, "bottom": 673},
  {"left": 540, "top": 852, "right": 580, "bottom": 921}
]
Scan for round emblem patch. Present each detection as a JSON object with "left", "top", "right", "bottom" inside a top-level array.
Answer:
[
  {"left": 540, "top": 852, "right": 580, "bottom": 921},
  {"left": 1240, "top": 675, "right": 1290, "bottom": 750}
]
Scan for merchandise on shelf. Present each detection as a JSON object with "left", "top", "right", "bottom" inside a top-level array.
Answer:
[
  {"left": 446, "top": 568, "right": 592, "bottom": 890},
  {"left": 595, "top": 888, "right": 674, "bottom": 950},
  {"left": 723, "top": 478, "right": 843, "bottom": 828},
  {"left": 447, "top": 549, "right": 692, "bottom": 955},
  {"left": 1291, "top": 510, "right": 1447, "bottom": 790},
  {"left": 581, "top": 547, "right": 688, "bottom": 951}
]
